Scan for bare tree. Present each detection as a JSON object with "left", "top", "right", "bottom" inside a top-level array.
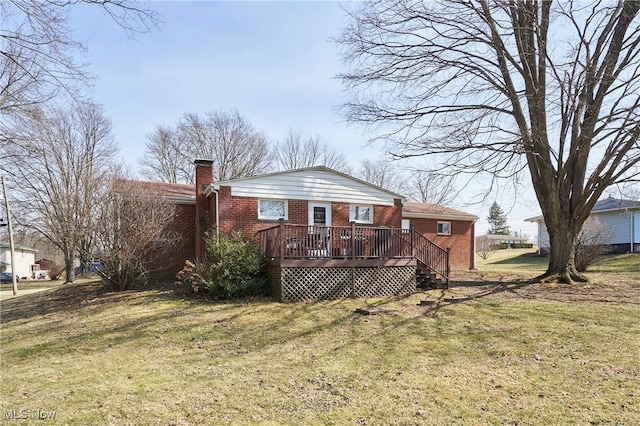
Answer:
[
  {"left": 92, "top": 178, "right": 180, "bottom": 291},
  {"left": 407, "top": 168, "right": 456, "bottom": 205},
  {"left": 606, "top": 184, "right": 640, "bottom": 201},
  {"left": 2, "top": 101, "right": 117, "bottom": 283},
  {"left": 475, "top": 237, "right": 495, "bottom": 261},
  {"left": 140, "top": 124, "right": 192, "bottom": 184},
  {"left": 575, "top": 217, "right": 613, "bottom": 272},
  {"left": 357, "top": 158, "right": 408, "bottom": 195},
  {"left": 0, "top": 0, "right": 157, "bottom": 117},
  {"left": 274, "top": 129, "right": 352, "bottom": 173},
  {"left": 338, "top": 0, "right": 640, "bottom": 283},
  {"left": 140, "top": 110, "right": 273, "bottom": 183}
]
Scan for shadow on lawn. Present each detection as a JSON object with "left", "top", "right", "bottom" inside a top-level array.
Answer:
[
  {"left": 483, "top": 252, "right": 548, "bottom": 266},
  {"left": 416, "top": 278, "right": 535, "bottom": 316},
  {"left": 2, "top": 281, "right": 177, "bottom": 323}
]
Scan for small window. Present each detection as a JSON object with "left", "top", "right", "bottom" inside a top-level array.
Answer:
[
  {"left": 437, "top": 221, "right": 451, "bottom": 235},
  {"left": 349, "top": 204, "right": 373, "bottom": 224},
  {"left": 258, "top": 199, "right": 288, "bottom": 220}
]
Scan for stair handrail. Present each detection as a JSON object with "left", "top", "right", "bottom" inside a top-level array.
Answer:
[{"left": 411, "top": 229, "right": 450, "bottom": 283}]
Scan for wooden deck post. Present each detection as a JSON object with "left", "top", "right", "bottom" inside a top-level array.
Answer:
[
  {"left": 350, "top": 221, "right": 356, "bottom": 260},
  {"left": 411, "top": 226, "right": 416, "bottom": 258},
  {"left": 279, "top": 218, "right": 285, "bottom": 260},
  {"left": 446, "top": 247, "right": 451, "bottom": 286}
]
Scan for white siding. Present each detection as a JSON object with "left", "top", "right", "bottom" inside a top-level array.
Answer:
[
  {"left": 594, "top": 211, "right": 631, "bottom": 244},
  {"left": 537, "top": 221, "right": 549, "bottom": 249},
  {"left": 0, "top": 248, "right": 36, "bottom": 278},
  {"left": 223, "top": 169, "right": 398, "bottom": 206},
  {"left": 634, "top": 211, "right": 640, "bottom": 243}
]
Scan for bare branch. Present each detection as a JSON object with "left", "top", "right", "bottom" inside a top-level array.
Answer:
[{"left": 337, "top": 0, "right": 640, "bottom": 282}]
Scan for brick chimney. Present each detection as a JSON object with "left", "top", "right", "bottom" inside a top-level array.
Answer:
[{"left": 194, "top": 159, "right": 214, "bottom": 260}]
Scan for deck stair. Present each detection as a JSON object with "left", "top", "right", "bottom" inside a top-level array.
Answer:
[
  {"left": 410, "top": 230, "right": 450, "bottom": 289},
  {"left": 416, "top": 260, "right": 447, "bottom": 289}
]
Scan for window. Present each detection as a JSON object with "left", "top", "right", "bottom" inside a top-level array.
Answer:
[
  {"left": 313, "top": 206, "right": 327, "bottom": 225},
  {"left": 437, "top": 221, "right": 451, "bottom": 235},
  {"left": 258, "top": 199, "right": 288, "bottom": 220},
  {"left": 349, "top": 204, "right": 373, "bottom": 224}
]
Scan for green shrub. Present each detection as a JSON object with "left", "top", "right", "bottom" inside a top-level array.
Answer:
[
  {"left": 494, "top": 243, "right": 533, "bottom": 250},
  {"left": 176, "top": 232, "right": 269, "bottom": 299}
]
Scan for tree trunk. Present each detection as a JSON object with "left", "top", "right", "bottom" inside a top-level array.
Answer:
[
  {"left": 538, "top": 220, "right": 587, "bottom": 284},
  {"left": 64, "top": 253, "right": 75, "bottom": 284}
]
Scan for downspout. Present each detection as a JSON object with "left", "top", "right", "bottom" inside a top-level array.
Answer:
[
  {"left": 471, "top": 220, "right": 476, "bottom": 269},
  {"left": 211, "top": 188, "right": 220, "bottom": 245},
  {"left": 631, "top": 209, "right": 634, "bottom": 253},
  {"left": 538, "top": 220, "right": 542, "bottom": 255}
]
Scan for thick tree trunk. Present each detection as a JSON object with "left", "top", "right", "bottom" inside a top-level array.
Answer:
[
  {"left": 64, "top": 253, "right": 75, "bottom": 284},
  {"left": 538, "top": 220, "right": 588, "bottom": 284}
]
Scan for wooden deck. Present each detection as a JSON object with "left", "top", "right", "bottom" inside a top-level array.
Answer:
[{"left": 257, "top": 220, "right": 450, "bottom": 284}]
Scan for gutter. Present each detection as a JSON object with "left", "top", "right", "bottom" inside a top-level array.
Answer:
[{"left": 402, "top": 212, "right": 478, "bottom": 222}]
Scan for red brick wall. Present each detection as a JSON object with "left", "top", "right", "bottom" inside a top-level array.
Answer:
[
  {"left": 148, "top": 203, "right": 196, "bottom": 280},
  {"left": 332, "top": 203, "right": 350, "bottom": 226},
  {"left": 375, "top": 199, "right": 403, "bottom": 228},
  {"left": 409, "top": 217, "right": 475, "bottom": 270},
  {"left": 195, "top": 160, "right": 213, "bottom": 259},
  {"left": 210, "top": 189, "right": 403, "bottom": 237}
]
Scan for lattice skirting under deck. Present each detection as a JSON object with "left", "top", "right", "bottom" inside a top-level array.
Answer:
[{"left": 269, "top": 266, "right": 416, "bottom": 302}]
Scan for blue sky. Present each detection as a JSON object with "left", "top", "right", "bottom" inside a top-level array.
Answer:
[
  {"left": 68, "top": 1, "right": 539, "bottom": 238},
  {"left": 70, "top": 2, "right": 371, "bottom": 162}
]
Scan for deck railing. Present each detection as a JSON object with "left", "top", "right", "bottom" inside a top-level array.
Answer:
[{"left": 257, "top": 220, "right": 450, "bottom": 279}]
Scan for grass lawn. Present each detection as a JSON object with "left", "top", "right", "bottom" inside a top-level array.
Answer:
[
  {"left": 0, "top": 280, "right": 62, "bottom": 291},
  {"left": 1, "top": 254, "right": 639, "bottom": 425}
]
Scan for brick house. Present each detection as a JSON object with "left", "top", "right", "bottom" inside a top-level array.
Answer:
[
  {"left": 402, "top": 203, "right": 477, "bottom": 270},
  {"left": 140, "top": 160, "right": 477, "bottom": 300}
]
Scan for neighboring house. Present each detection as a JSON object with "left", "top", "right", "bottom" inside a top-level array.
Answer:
[
  {"left": 526, "top": 198, "right": 640, "bottom": 254},
  {"left": 0, "top": 241, "right": 38, "bottom": 279},
  {"left": 475, "top": 234, "right": 531, "bottom": 249},
  {"left": 133, "top": 160, "right": 477, "bottom": 301}
]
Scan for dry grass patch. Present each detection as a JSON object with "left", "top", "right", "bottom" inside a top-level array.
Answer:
[{"left": 1, "top": 270, "right": 639, "bottom": 425}]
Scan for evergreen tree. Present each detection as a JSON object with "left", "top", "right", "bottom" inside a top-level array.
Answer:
[{"left": 487, "top": 202, "right": 510, "bottom": 235}]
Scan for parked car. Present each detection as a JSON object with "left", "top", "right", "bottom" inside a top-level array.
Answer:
[{"left": 0, "top": 272, "right": 19, "bottom": 283}]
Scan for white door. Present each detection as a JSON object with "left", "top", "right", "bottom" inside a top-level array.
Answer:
[
  {"left": 308, "top": 202, "right": 332, "bottom": 227},
  {"left": 402, "top": 219, "right": 411, "bottom": 232},
  {"left": 308, "top": 202, "right": 331, "bottom": 256}
]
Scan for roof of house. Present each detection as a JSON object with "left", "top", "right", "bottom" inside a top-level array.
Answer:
[
  {"left": 208, "top": 166, "right": 407, "bottom": 200},
  {"left": 592, "top": 197, "right": 640, "bottom": 212},
  {"left": 402, "top": 202, "right": 478, "bottom": 221},
  {"left": 526, "top": 197, "right": 640, "bottom": 222},
  {"left": 119, "top": 174, "right": 478, "bottom": 221},
  {"left": 0, "top": 242, "right": 38, "bottom": 253},
  {"left": 114, "top": 179, "right": 196, "bottom": 204}
]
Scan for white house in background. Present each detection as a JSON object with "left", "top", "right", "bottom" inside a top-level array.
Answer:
[
  {"left": 0, "top": 242, "right": 38, "bottom": 279},
  {"left": 526, "top": 198, "right": 640, "bottom": 254}
]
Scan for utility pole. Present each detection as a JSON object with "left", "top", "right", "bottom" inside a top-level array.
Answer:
[{"left": 1, "top": 177, "right": 17, "bottom": 295}]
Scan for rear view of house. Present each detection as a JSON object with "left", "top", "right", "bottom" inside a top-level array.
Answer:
[{"left": 137, "top": 160, "right": 477, "bottom": 301}]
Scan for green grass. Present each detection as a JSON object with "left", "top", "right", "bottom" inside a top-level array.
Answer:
[
  {"left": 0, "top": 280, "right": 62, "bottom": 291},
  {"left": 589, "top": 252, "right": 640, "bottom": 276},
  {"left": 1, "top": 265, "right": 639, "bottom": 425},
  {"left": 476, "top": 248, "right": 548, "bottom": 274},
  {"left": 476, "top": 248, "right": 640, "bottom": 280}
]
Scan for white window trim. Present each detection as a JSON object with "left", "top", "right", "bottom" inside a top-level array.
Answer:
[
  {"left": 349, "top": 204, "right": 374, "bottom": 224},
  {"left": 258, "top": 199, "right": 288, "bottom": 220},
  {"left": 437, "top": 221, "right": 451, "bottom": 235}
]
